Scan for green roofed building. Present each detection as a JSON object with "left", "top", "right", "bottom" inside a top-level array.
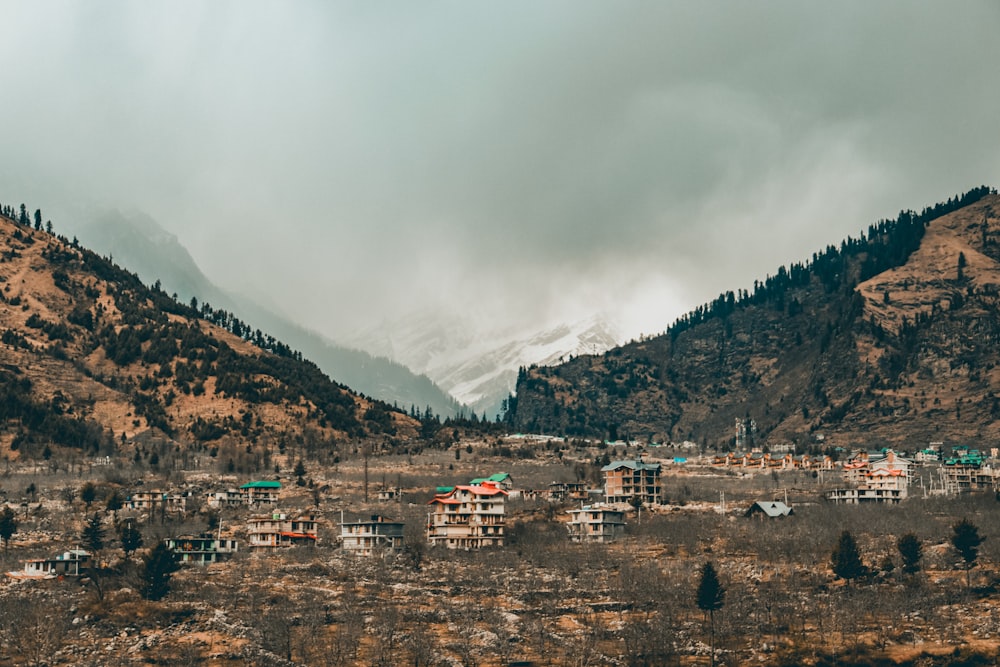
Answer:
[
  {"left": 468, "top": 472, "right": 514, "bottom": 491},
  {"left": 239, "top": 480, "right": 282, "bottom": 504}
]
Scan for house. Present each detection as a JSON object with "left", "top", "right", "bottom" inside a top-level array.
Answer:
[
  {"left": 745, "top": 501, "right": 793, "bottom": 518},
  {"left": 942, "top": 464, "right": 999, "bottom": 493},
  {"left": 240, "top": 480, "right": 282, "bottom": 505},
  {"left": 566, "top": 505, "right": 626, "bottom": 543},
  {"left": 8, "top": 549, "right": 90, "bottom": 579},
  {"left": 377, "top": 487, "right": 401, "bottom": 502},
  {"left": 126, "top": 491, "right": 187, "bottom": 515},
  {"left": 247, "top": 511, "right": 319, "bottom": 549},
  {"left": 469, "top": 472, "right": 514, "bottom": 492},
  {"left": 915, "top": 448, "right": 941, "bottom": 463},
  {"left": 427, "top": 482, "right": 507, "bottom": 549},
  {"left": 869, "top": 450, "right": 915, "bottom": 481},
  {"left": 340, "top": 514, "right": 405, "bottom": 556},
  {"left": 601, "top": 459, "right": 662, "bottom": 506},
  {"left": 547, "top": 481, "right": 588, "bottom": 502},
  {"left": 164, "top": 535, "right": 239, "bottom": 565},
  {"left": 826, "top": 485, "right": 905, "bottom": 504},
  {"left": 206, "top": 489, "right": 244, "bottom": 509}
]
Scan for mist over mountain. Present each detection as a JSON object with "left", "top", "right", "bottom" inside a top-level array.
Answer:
[
  {"left": 64, "top": 209, "right": 462, "bottom": 418},
  {"left": 507, "top": 187, "right": 1000, "bottom": 449}
]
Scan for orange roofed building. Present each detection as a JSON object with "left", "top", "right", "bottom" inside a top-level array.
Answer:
[
  {"left": 247, "top": 511, "right": 320, "bottom": 549},
  {"left": 426, "top": 482, "right": 507, "bottom": 549}
]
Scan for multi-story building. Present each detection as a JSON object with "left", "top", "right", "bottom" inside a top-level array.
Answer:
[
  {"left": 126, "top": 491, "right": 187, "bottom": 515},
  {"left": 340, "top": 514, "right": 405, "bottom": 556},
  {"left": 566, "top": 505, "right": 626, "bottom": 543},
  {"left": 205, "top": 489, "right": 244, "bottom": 509},
  {"left": 601, "top": 459, "right": 662, "bottom": 506},
  {"left": 426, "top": 482, "right": 506, "bottom": 549},
  {"left": 239, "top": 480, "right": 282, "bottom": 505},
  {"left": 164, "top": 535, "right": 239, "bottom": 565},
  {"left": 247, "top": 511, "right": 319, "bottom": 549}
]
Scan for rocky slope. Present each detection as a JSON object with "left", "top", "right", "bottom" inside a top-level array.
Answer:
[{"left": 507, "top": 187, "right": 1000, "bottom": 450}]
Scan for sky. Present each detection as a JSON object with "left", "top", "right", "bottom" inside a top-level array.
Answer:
[{"left": 2, "top": 1, "right": 1000, "bottom": 347}]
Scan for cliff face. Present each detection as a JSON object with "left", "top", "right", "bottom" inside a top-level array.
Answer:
[{"left": 507, "top": 188, "right": 1000, "bottom": 449}]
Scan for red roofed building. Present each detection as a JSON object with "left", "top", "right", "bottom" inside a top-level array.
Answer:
[{"left": 427, "top": 482, "right": 507, "bottom": 549}]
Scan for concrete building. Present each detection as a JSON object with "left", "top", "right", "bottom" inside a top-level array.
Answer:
[
  {"left": 427, "top": 482, "right": 507, "bottom": 549},
  {"left": 247, "top": 511, "right": 319, "bottom": 549},
  {"left": 601, "top": 459, "right": 662, "bottom": 506},
  {"left": 164, "top": 535, "right": 239, "bottom": 565},
  {"left": 566, "top": 505, "right": 626, "bottom": 543},
  {"left": 340, "top": 514, "right": 405, "bottom": 556}
]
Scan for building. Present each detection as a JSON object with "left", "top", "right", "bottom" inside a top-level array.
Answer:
[
  {"left": 566, "top": 505, "right": 626, "bottom": 543},
  {"left": 377, "top": 487, "right": 401, "bottom": 502},
  {"left": 745, "top": 501, "right": 793, "bottom": 518},
  {"left": 869, "top": 450, "right": 915, "bottom": 482},
  {"left": 239, "top": 480, "right": 282, "bottom": 505},
  {"left": 427, "top": 482, "right": 507, "bottom": 549},
  {"left": 164, "top": 535, "right": 239, "bottom": 565},
  {"left": 8, "top": 549, "right": 90, "bottom": 579},
  {"left": 126, "top": 491, "right": 187, "bottom": 515},
  {"left": 942, "top": 464, "right": 999, "bottom": 493},
  {"left": 205, "top": 489, "right": 244, "bottom": 509},
  {"left": 340, "top": 514, "right": 405, "bottom": 556},
  {"left": 601, "top": 459, "right": 662, "bottom": 506},
  {"left": 547, "top": 481, "right": 588, "bottom": 502},
  {"left": 469, "top": 472, "right": 514, "bottom": 492},
  {"left": 247, "top": 511, "right": 319, "bottom": 549}
]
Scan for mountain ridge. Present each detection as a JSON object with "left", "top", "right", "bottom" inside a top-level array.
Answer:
[
  {"left": 0, "top": 205, "right": 419, "bottom": 466},
  {"left": 65, "top": 209, "right": 463, "bottom": 418},
  {"left": 506, "top": 186, "right": 1000, "bottom": 449}
]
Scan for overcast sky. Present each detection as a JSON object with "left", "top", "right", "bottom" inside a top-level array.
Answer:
[{"left": 2, "top": 1, "right": 999, "bottom": 344}]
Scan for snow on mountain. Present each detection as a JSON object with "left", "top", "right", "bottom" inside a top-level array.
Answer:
[{"left": 345, "top": 313, "right": 623, "bottom": 418}]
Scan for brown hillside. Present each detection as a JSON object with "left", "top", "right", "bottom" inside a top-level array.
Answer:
[{"left": 0, "top": 212, "right": 418, "bottom": 462}]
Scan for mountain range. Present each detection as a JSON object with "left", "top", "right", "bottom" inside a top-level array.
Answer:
[
  {"left": 66, "top": 209, "right": 622, "bottom": 419},
  {"left": 64, "top": 209, "right": 463, "bottom": 418},
  {"left": 506, "top": 186, "right": 1000, "bottom": 451},
  {"left": 344, "top": 312, "right": 621, "bottom": 419}
]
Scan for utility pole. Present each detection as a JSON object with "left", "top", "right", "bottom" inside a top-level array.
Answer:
[{"left": 363, "top": 444, "right": 370, "bottom": 503}]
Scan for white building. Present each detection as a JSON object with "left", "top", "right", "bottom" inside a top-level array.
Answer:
[{"left": 566, "top": 505, "right": 626, "bottom": 543}]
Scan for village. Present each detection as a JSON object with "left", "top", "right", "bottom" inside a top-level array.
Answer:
[
  {"left": 2, "top": 431, "right": 1000, "bottom": 665},
  {"left": 6, "top": 435, "right": 997, "bottom": 578}
]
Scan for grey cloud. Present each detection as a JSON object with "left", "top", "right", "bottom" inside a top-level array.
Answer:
[{"left": 1, "top": 1, "right": 998, "bottom": 344}]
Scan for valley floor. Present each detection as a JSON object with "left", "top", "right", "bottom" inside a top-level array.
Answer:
[{"left": 2, "top": 444, "right": 1000, "bottom": 666}]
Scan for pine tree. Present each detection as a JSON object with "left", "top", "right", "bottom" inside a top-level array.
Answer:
[
  {"left": 140, "top": 542, "right": 179, "bottom": 601},
  {"left": 951, "top": 518, "right": 984, "bottom": 588},
  {"left": 0, "top": 506, "right": 17, "bottom": 552},
  {"left": 897, "top": 533, "right": 923, "bottom": 576},
  {"left": 831, "top": 530, "right": 865, "bottom": 583},
  {"left": 118, "top": 522, "right": 143, "bottom": 562},
  {"left": 82, "top": 513, "right": 105, "bottom": 554},
  {"left": 697, "top": 561, "right": 725, "bottom": 666},
  {"left": 80, "top": 481, "right": 97, "bottom": 509}
]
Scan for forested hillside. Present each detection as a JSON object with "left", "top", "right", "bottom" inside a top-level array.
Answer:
[
  {"left": 507, "top": 186, "right": 1000, "bottom": 450},
  {"left": 0, "top": 203, "right": 420, "bottom": 468}
]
